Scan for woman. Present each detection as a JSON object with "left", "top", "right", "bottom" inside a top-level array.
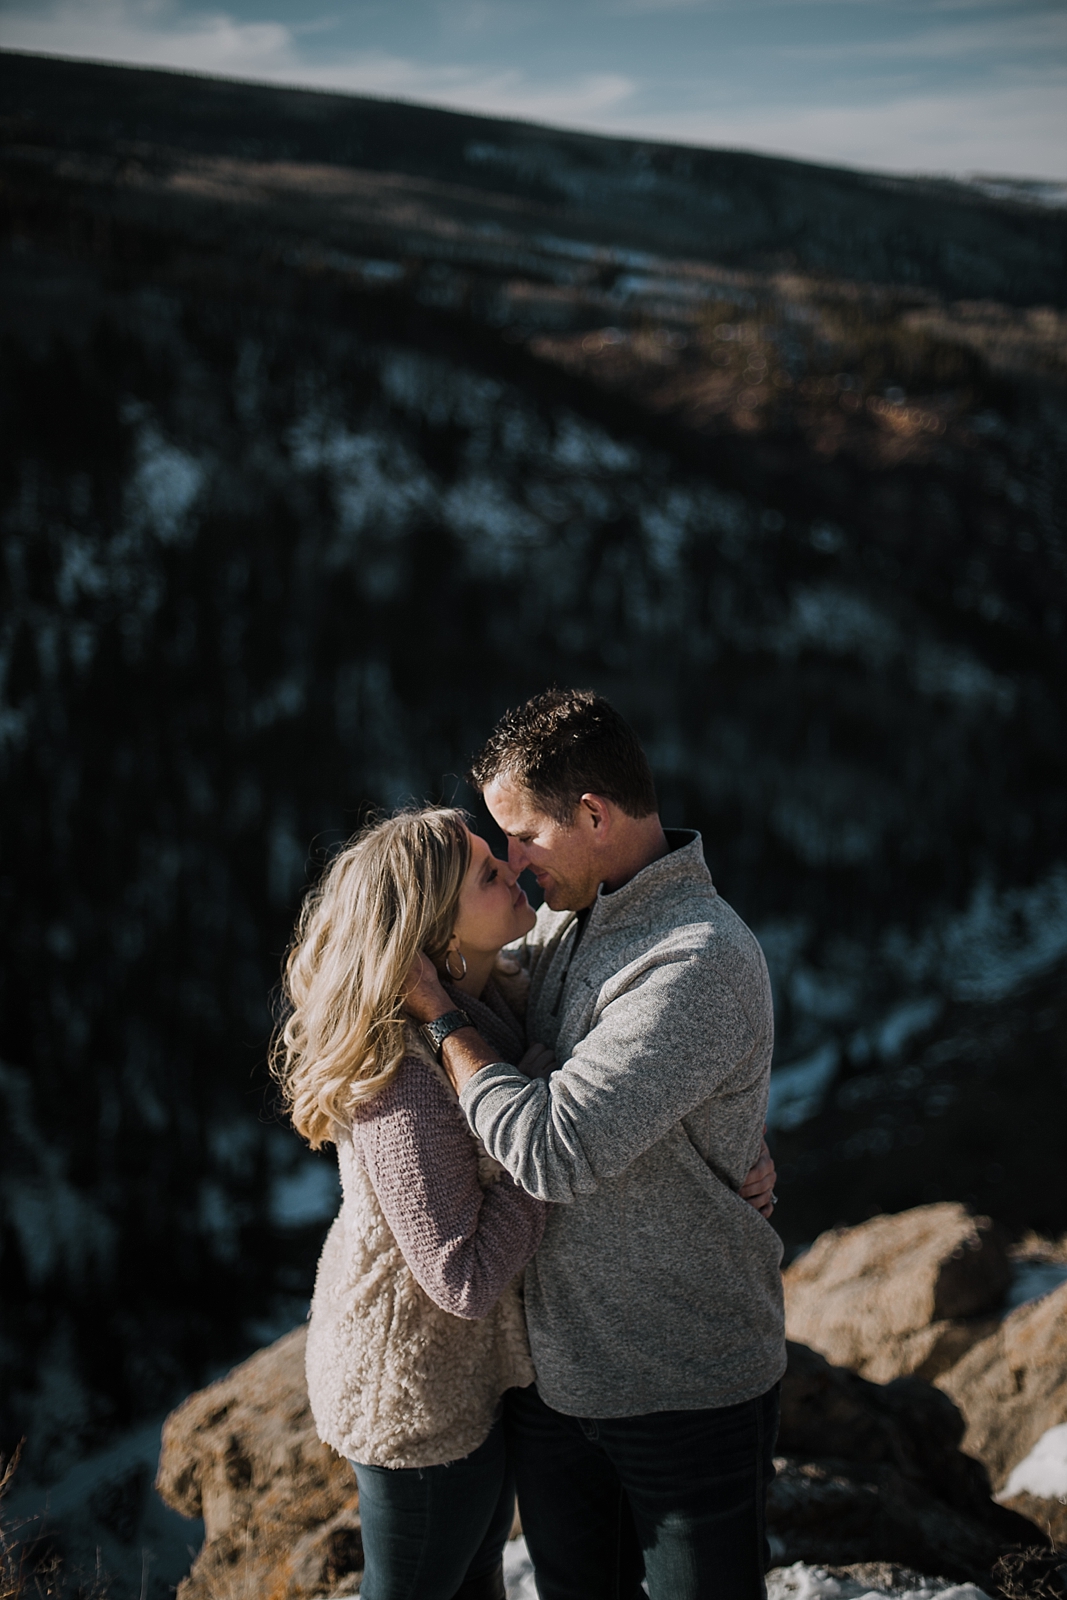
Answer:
[{"left": 272, "top": 806, "right": 547, "bottom": 1600}]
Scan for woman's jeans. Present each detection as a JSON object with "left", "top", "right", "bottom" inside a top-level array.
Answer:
[
  {"left": 351, "top": 1417, "right": 513, "bottom": 1600},
  {"left": 505, "top": 1381, "right": 781, "bottom": 1600}
]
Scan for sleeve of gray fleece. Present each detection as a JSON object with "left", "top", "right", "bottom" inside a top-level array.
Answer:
[{"left": 459, "top": 948, "right": 760, "bottom": 1203}]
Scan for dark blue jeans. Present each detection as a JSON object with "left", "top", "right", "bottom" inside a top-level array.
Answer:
[
  {"left": 351, "top": 1417, "right": 513, "bottom": 1600},
  {"left": 505, "top": 1382, "right": 780, "bottom": 1600}
]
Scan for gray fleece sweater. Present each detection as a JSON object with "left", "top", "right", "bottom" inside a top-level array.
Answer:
[{"left": 459, "top": 830, "right": 786, "bottom": 1418}]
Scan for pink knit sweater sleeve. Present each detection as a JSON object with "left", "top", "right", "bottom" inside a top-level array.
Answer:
[{"left": 353, "top": 1055, "right": 546, "bottom": 1320}]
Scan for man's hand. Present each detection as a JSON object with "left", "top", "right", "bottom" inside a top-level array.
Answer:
[
  {"left": 738, "top": 1134, "right": 777, "bottom": 1219},
  {"left": 518, "top": 1042, "right": 557, "bottom": 1080},
  {"left": 402, "top": 952, "right": 452, "bottom": 1023},
  {"left": 401, "top": 952, "right": 501, "bottom": 1093}
]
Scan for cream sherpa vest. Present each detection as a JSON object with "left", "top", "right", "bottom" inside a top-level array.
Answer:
[{"left": 305, "top": 1028, "right": 535, "bottom": 1470}]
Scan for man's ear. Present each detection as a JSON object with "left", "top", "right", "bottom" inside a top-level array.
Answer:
[{"left": 579, "top": 794, "right": 612, "bottom": 835}]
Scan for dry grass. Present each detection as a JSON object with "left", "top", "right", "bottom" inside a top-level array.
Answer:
[
  {"left": 530, "top": 268, "right": 1030, "bottom": 469},
  {"left": 0, "top": 1445, "right": 109, "bottom": 1600},
  {"left": 1, "top": 1445, "right": 53, "bottom": 1600},
  {"left": 1011, "top": 1233, "right": 1067, "bottom": 1266},
  {"left": 992, "top": 1541, "right": 1066, "bottom": 1600}
]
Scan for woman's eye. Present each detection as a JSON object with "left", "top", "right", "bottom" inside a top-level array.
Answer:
[{"left": 487, "top": 868, "right": 498, "bottom": 883}]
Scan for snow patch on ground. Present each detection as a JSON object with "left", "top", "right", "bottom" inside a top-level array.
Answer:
[
  {"left": 124, "top": 414, "right": 204, "bottom": 544},
  {"left": 503, "top": 1536, "right": 539, "bottom": 1599},
  {"left": 997, "top": 1423, "right": 1067, "bottom": 1503},
  {"left": 501, "top": 1544, "right": 991, "bottom": 1600},
  {"left": 767, "top": 1563, "right": 989, "bottom": 1600}
]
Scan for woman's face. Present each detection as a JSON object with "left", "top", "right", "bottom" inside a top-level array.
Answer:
[{"left": 452, "top": 829, "right": 536, "bottom": 959}]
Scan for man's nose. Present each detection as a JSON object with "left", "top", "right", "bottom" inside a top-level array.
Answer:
[{"left": 507, "top": 838, "right": 529, "bottom": 874}]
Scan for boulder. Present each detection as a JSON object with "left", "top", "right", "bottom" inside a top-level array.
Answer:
[
  {"left": 773, "top": 1342, "right": 1036, "bottom": 1581},
  {"left": 768, "top": 1456, "right": 1014, "bottom": 1579},
  {"left": 936, "top": 1281, "right": 1067, "bottom": 1542},
  {"left": 156, "top": 1325, "right": 362, "bottom": 1600},
  {"left": 783, "top": 1204, "right": 1010, "bottom": 1384},
  {"left": 156, "top": 1325, "right": 1040, "bottom": 1596}
]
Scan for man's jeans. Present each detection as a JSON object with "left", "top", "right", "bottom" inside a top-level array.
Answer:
[
  {"left": 351, "top": 1417, "right": 513, "bottom": 1600},
  {"left": 505, "top": 1382, "right": 780, "bottom": 1600}
]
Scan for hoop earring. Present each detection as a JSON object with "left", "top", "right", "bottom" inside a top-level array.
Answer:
[{"left": 444, "top": 947, "right": 467, "bottom": 982}]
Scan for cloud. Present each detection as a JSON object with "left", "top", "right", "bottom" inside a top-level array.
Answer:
[
  {"left": 317, "top": 58, "right": 635, "bottom": 123},
  {"left": 777, "top": 9, "right": 1067, "bottom": 62},
  {"left": 609, "top": 79, "right": 1067, "bottom": 179},
  {"left": 604, "top": 0, "right": 964, "bottom": 11},
  {"left": 0, "top": 0, "right": 299, "bottom": 75},
  {"left": 300, "top": 59, "right": 635, "bottom": 125},
  {"left": 2, "top": 0, "right": 1063, "bottom": 177},
  {"left": 0, "top": 0, "right": 636, "bottom": 120},
  {"left": 435, "top": 0, "right": 544, "bottom": 36}
]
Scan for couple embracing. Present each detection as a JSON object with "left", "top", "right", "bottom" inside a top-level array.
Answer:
[{"left": 273, "top": 689, "right": 786, "bottom": 1600}]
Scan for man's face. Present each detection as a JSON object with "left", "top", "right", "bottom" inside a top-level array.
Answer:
[{"left": 483, "top": 778, "right": 602, "bottom": 912}]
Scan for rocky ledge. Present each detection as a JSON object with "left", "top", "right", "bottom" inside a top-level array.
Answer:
[
  {"left": 784, "top": 1201, "right": 1067, "bottom": 1547},
  {"left": 152, "top": 1202, "right": 1065, "bottom": 1599}
]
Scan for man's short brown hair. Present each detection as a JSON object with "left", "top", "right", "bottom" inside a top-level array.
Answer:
[{"left": 468, "top": 689, "right": 658, "bottom": 826}]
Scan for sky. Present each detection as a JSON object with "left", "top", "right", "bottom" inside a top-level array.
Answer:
[{"left": 1, "top": 0, "right": 1065, "bottom": 180}]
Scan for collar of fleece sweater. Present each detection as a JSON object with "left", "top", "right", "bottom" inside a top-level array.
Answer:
[
  {"left": 442, "top": 976, "right": 525, "bottom": 1063},
  {"left": 581, "top": 827, "right": 715, "bottom": 938}
]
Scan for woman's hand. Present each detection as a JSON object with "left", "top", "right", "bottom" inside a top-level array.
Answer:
[
  {"left": 402, "top": 952, "right": 452, "bottom": 1023},
  {"left": 738, "top": 1133, "right": 777, "bottom": 1219},
  {"left": 518, "top": 1042, "right": 557, "bottom": 1080}
]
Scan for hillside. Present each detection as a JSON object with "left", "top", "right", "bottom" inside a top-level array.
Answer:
[{"left": 4, "top": 49, "right": 1067, "bottom": 303}]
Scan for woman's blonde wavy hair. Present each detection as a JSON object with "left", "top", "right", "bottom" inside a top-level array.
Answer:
[{"left": 271, "top": 806, "right": 471, "bottom": 1149}]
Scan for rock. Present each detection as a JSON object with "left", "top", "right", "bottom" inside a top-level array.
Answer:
[
  {"left": 780, "top": 1343, "right": 997, "bottom": 1517},
  {"left": 781, "top": 1204, "right": 1067, "bottom": 1549},
  {"left": 157, "top": 1325, "right": 1040, "bottom": 1596},
  {"left": 937, "top": 1282, "right": 1067, "bottom": 1542},
  {"left": 773, "top": 1342, "right": 1036, "bottom": 1581},
  {"left": 767, "top": 1457, "right": 1006, "bottom": 1581},
  {"left": 156, "top": 1325, "right": 361, "bottom": 1600},
  {"left": 784, "top": 1204, "right": 1010, "bottom": 1384},
  {"left": 997, "top": 1486, "right": 1067, "bottom": 1548}
]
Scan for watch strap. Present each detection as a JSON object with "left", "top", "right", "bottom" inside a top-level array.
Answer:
[{"left": 421, "top": 1008, "right": 473, "bottom": 1060}]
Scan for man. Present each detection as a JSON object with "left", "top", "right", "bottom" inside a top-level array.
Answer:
[{"left": 406, "top": 688, "right": 785, "bottom": 1600}]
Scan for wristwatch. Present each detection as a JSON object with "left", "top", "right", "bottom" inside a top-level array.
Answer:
[{"left": 421, "top": 1008, "right": 473, "bottom": 1060}]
